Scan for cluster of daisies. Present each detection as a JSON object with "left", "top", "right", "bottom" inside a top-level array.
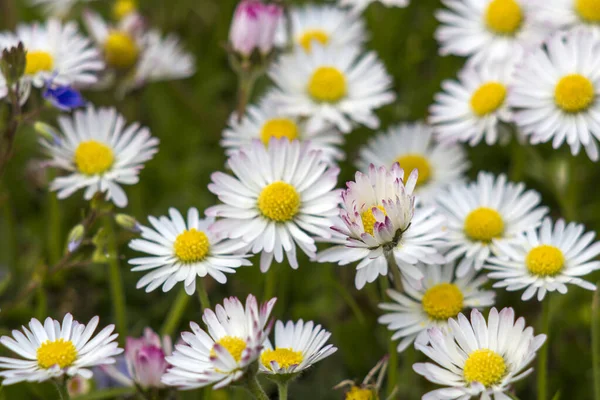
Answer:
[{"left": 1, "top": 0, "right": 600, "bottom": 398}]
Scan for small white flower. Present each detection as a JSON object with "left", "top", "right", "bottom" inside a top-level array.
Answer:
[
  {"left": 41, "top": 106, "right": 159, "bottom": 207},
  {"left": 267, "top": 44, "right": 395, "bottom": 133},
  {"left": 509, "top": 32, "right": 600, "bottom": 161},
  {"left": 532, "top": 0, "right": 600, "bottom": 36},
  {"left": 129, "top": 207, "right": 251, "bottom": 295},
  {"left": 207, "top": 139, "right": 340, "bottom": 273},
  {"left": 0, "top": 314, "right": 122, "bottom": 385},
  {"left": 162, "top": 295, "right": 276, "bottom": 390},
  {"left": 430, "top": 61, "right": 515, "bottom": 146},
  {"left": 414, "top": 308, "right": 546, "bottom": 400},
  {"left": 27, "top": 0, "right": 96, "bottom": 17},
  {"left": 275, "top": 5, "right": 367, "bottom": 51},
  {"left": 222, "top": 96, "right": 345, "bottom": 163},
  {"left": 338, "top": 0, "right": 410, "bottom": 13},
  {"left": 318, "top": 164, "right": 447, "bottom": 289},
  {"left": 1, "top": 19, "right": 103, "bottom": 88},
  {"left": 379, "top": 263, "right": 495, "bottom": 352},
  {"left": 435, "top": 0, "right": 549, "bottom": 65},
  {"left": 486, "top": 217, "right": 600, "bottom": 301},
  {"left": 435, "top": 172, "right": 548, "bottom": 277},
  {"left": 260, "top": 320, "right": 337, "bottom": 375},
  {"left": 357, "top": 122, "right": 469, "bottom": 202}
]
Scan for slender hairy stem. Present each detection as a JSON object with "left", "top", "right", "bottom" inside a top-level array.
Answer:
[
  {"left": 196, "top": 279, "right": 211, "bottom": 310},
  {"left": 0, "top": 84, "right": 22, "bottom": 180},
  {"left": 592, "top": 283, "right": 600, "bottom": 400},
  {"left": 161, "top": 287, "right": 190, "bottom": 337},
  {"left": 385, "top": 251, "right": 403, "bottom": 292},
  {"left": 52, "top": 379, "right": 70, "bottom": 400},
  {"left": 104, "top": 215, "right": 127, "bottom": 343},
  {"left": 537, "top": 298, "right": 551, "bottom": 400},
  {"left": 245, "top": 372, "right": 269, "bottom": 400},
  {"left": 277, "top": 382, "right": 289, "bottom": 400},
  {"left": 387, "top": 339, "right": 398, "bottom": 398}
]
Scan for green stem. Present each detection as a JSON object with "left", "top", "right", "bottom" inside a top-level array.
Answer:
[
  {"left": 235, "top": 68, "right": 257, "bottom": 122},
  {"left": 277, "top": 382, "right": 289, "bottom": 400},
  {"left": 161, "top": 287, "right": 190, "bottom": 337},
  {"left": 593, "top": 283, "right": 600, "bottom": 400},
  {"left": 196, "top": 279, "right": 211, "bottom": 310},
  {"left": 537, "top": 298, "right": 551, "bottom": 400},
  {"left": 53, "top": 379, "right": 70, "bottom": 400},
  {"left": 47, "top": 186, "right": 61, "bottom": 265},
  {"left": 245, "top": 373, "right": 269, "bottom": 400},
  {"left": 104, "top": 216, "right": 127, "bottom": 343},
  {"left": 385, "top": 251, "right": 403, "bottom": 292},
  {"left": 387, "top": 340, "right": 398, "bottom": 398}
]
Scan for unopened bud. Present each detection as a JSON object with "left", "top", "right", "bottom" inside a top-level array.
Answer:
[
  {"left": 115, "top": 213, "right": 141, "bottom": 233},
  {"left": 66, "top": 224, "right": 85, "bottom": 254},
  {"left": 34, "top": 122, "right": 61, "bottom": 146},
  {"left": 0, "top": 43, "right": 26, "bottom": 86},
  {"left": 229, "top": 0, "right": 282, "bottom": 57}
]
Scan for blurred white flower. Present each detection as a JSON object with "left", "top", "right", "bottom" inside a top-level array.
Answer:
[{"left": 338, "top": 0, "right": 410, "bottom": 13}]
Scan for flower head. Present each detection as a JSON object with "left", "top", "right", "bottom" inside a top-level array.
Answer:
[{"left": 126, "top": 328, "right": 171, "bottom": 389}]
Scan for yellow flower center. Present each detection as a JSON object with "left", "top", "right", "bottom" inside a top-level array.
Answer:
[
  {"left": 37, "top": 339, "right": 78, "bottom": 369},
  {"left": 470, "top": 82, "right": 507, "bottom": 116},
  {"left": 25, "top": 51, "right": 54, "bottom": 76},
  {"left": 360, "top": 205, "right": 386, "bottom": 236},
  {"left": 484, "top": 0, "right": 523, "bottom": 35},
  {"left": 113, "top": 0, "right": 137, "bottom": 20},
  {"left": 104, "top": 31, "right": 139, "bottom": 69},
  {"left": 260, "top": 348, "right": 304, "bottom": 370},
  {"left": 526, "top": 245, "right": 565, "bottom": 277},
  {"left": 260, "top": 118, "right": 299, "bottom": 145},
  {"left": 464, "top": 207, "right": 504, "bottom": 242},
  {"left": 308, "top": 66, "right": 347, "bottom": 103},
  {"left": 554, "top": 74, "right": 595, "bottom": 113},
  {"left": 345, "top": 386, "right": 373, "bottom": 400},
  {"left": 576, "top": 0, "right": 600, "bottom": 22},
  {"left": 299, "top": 29, "right": 330, "bottom": 52},
  {"left": 463, "top": 349, "right": 507, "bottom": 387},
  {"left": 74, "top": 140, "right": 115, "bottom": 175},
  {"left": 258, "top": 181, "right": 301, "bottom": 222},
  {"left": 173, "top": 229, "right": 210, "bottom": 263},
  {"left": 422, "top": 283, "right": 464, "bottom": 320},
  {"left": 396, "top": 154, "right": 432, "bottom": 186},
  {"left": 210, "top": 336, "right": 247, "bottom": 363}
]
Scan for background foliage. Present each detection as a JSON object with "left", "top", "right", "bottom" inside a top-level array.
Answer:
[{"left": 0, "top": 0, "right": 599, "bottom": 398}]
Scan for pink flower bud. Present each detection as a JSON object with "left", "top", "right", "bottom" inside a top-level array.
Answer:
[
  {"left": 125, "top": 328, "right": 171, "bottom": 389},
  {"left": 229, "top": 0, "right": 282, "bottom": 56},
  {"left": 257, "top": 4, "right": 282, "bottom": 54}
]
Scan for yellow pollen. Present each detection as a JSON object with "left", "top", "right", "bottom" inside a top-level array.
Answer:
[
  {"left": 360, "top": 205, "right": 386, "bottom": 236},
  {"left": 308, "top": 66, "right": 347, "bottom": 103},
  {"left": 463, "top": 349, "right": 507, "bottom": 387},
  {"left": 576, "top": 0, "right": 600, "bottom": 22},
  {"left": 526, "top": 245, "right": 565, "bottom": 277},
  {"left": 345, "top": 386, "right": 373, "bottom": 400},
  {"left": 258, "top": 181, "right": 300, "bottom": 222},
  {"left": 554, "top": 74, "right": 595, "bottom": 113},
  {"left": 260, "top": 118, "right": 299, "bottom": 145},
  {"left": 113, "top": 0, "right": 137, "bottom": 20},
  {"left": 37, "top": 339, "right": 78, "bottom": 369},
  {"left": 74, "top": 140, "right": 115, "bottom": 175},
  {"left": 210, "top": 336, "right": 246, "bottom": 363},
  {"left": 173, "top": 229, "right": 210, "bottom": 263},
  {"left": 260, "top": 348, "right": 304, "bottom": 370},
  {"left": 396, "top": 154, "right": 432, "bottom": 186},
  {"left": 422, "top": 283, "right": 464, "bottom": 320},
  {"left": 470, "top": 82, "right": 507, "bottom": 116},
  {"left": 299, "top": 29, "right": 330, "bottom": 52},
  {"left": 104, "top": 31, "right": 139, "bottom": 69},
  {"left": 25, "top": 51, "right": 54, "bottom": 76},
  {"left": 484, "top": 0, "right": 523, "bottom": 35},
  {"left": 464, "top": 207, "right": 504, "bottom": 242}
]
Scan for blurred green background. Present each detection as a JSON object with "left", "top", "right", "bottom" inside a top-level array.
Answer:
[{"left": 1, "top": 0, "right": 599, "bottom": 398}]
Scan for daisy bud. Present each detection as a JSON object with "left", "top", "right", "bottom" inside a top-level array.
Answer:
[
  {"left": 0, "top": 43, "right": 26, "bottom": 86},
  {"left": 257, "top": 4, "right": 283, "bottom": 55},
  {"left": 125, "top": 328, "right": 171, "bottom": 389},
  {"left": 66, "top": 224, "right": 85, "bottom": 253},
  {"left": 115, "top": 213, "right": 141, "bottom": 233},
  {"left": 230, "top": 0, "right": 280, "bottom": 57},
  {"left": 34, "top": 121, "right": 61, "bottom": 146}
]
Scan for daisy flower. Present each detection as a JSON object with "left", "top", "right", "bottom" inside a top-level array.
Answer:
[
  {"left": 338, "top": 0, "right": 410, "bottom": 13},
  {"left": 509, "top": 32, "right": 600, "bottom": 161},
  {"left": 485, "top": 217, "right": 600, "bottom": 301},
  {"left": 318, "top": 163, "right": 447, "bottom": 289},
  {"left": 357, "top": 122, "right": 469, "bottom": 202},
  {"left": 275, "top": 5, "right": 367, "bottom": 51},
  {"left": 162, "top": 295, "right": 276, "bottom": 390},
  {"left": 27, "top": 0, "right": 95, "bottom": 17},
  {"left": 221, "top": 96, "right": 345, "bottom": 163},
  {"left": 128, "top": 207, "right": 251, "bottom": 295},
  {"left": 83, "top": 11, "right": 195, "bottom": 93},
  {"left": 41, "top": 106, "right": 159, "bottom": 207},
  {"left": 533, "top": 0, "right": 600, "bottom": 36},
  {"left": 0, "top": 19, "right": 103, "bottom": 88},
  {"left": 414, "top": 308, "right": 546, "bottom": 400},
  {"left": 378, "top": 263, "right": 495, "bottom": 352},
  {"left": 207, "top": 139, "right": 340, "bottom": 273},
  {"left": 267, "top": 44, "right": 395, "bottom": 133},
  {"left": 260, "top": 320, "right": 337, "bottom": 375},
  {"left": 435, "top": 171, "right": 548, "bottom": 277},
  {"left": 435, "top": 0, "right": 549, "bottom": 65},
  {"left": 429, "top": 61, "right": 515, "bottom": 146},
  {"left": 0, "top": 314, "right": 122, "bottom": 385}
]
